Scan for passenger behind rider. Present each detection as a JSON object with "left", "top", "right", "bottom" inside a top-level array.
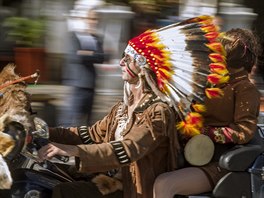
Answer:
[{"left": 153, "top": 28, "right": 262, "bottom": 197}]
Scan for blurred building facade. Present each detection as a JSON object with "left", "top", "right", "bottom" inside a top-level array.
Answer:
[
  {"left": 0, "top": 0, "right": 263, "bottom": 81},
  {"left": 0, "top": 0, "right": 263, "bottom": 124}
]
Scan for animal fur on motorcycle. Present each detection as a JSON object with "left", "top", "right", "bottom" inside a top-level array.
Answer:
[
  {"left": 0, "top": 154, "right": 12, "bottom": 189},
  {"left": 92, "top": 174, "right": 123, "bottom": 195},
  {"left": 0, "top": 64, "right": 34, "bottom": 156},
  {"left": 0, "top": 64, "right": 35, "bottom": 189}
]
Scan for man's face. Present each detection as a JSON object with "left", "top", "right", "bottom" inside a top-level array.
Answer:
[
  {"left": 119, "top": 53, "right": 140, "bottom": 84},
  {"left": 86, "top": 10, "right": 98, "bottom": 32}
]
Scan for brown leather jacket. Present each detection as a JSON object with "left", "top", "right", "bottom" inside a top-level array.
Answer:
[
  {"left": 200, "top": 70, "right": 261, "bottom": 186},
  {"left": 49, "top": 95, "right": 181, "bottom": 198}
]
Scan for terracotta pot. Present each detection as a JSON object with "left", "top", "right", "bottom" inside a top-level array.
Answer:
[{"left": 14, "top": 47, "right": 46, "bottom": 83}]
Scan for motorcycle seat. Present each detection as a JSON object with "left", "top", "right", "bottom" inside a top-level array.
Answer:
[
  {"left": 219, "top": 125, "right": 264, "bottom": 171},
  {"left": 174, "top": 125, "right": 264, "bottom": 198}
]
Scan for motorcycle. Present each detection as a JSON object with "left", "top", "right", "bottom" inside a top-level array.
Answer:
[
  {"left": 0, "top": 64, "right": 80, "bottom": 198},
  {"left": 0, "top": 117, "right": 77, "bottom": 198},
  {"left": 3, "top": 122, "right": 264, "bottom": 198}
]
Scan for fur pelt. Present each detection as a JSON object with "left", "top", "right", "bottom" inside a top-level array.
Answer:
[
  {"left": 0, "top": 154, "right": 12, "bottom": 189},
  {"left": 0, "top": 64, "right": 34, "bottom": 156},
  {"left": 92, "top": 174, "right": 123, "bottom": 195},
  {"left": 0, "top": 132, "right": 15, "bottom": 157},
  {"left": 0, "top": 64, "right": 35, "bottom": 189}
]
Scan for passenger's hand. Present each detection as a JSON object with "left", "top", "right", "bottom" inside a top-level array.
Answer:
[
  {"left": 37, "top": 142, "right": 79, "bottom": 161},
  {"left": 77, "top": 50, "right": 94, "bottom": 55}
]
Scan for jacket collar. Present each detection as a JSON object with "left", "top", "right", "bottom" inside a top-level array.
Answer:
[{"left": 229, "top": 69, "right": 248, "bottom": 83}]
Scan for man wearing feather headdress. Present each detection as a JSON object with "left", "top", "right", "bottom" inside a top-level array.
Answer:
[
  {"left": 35, "top": 15, "right": 256, "bottom": 198},
  {"left": 153, "top": 28, "right": 261, "bottom": 197}
]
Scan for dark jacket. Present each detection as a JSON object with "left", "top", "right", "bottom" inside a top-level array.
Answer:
[
  {"left": 201, "top": 70, "right": 261, "bottom": 186},
  {"left": 62, "top": 31, "right": 104, "bottom": 88}
]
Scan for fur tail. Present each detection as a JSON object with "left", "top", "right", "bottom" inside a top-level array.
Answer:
[{"left": 92, "top": 174, "right": 123, "bottom": 195}]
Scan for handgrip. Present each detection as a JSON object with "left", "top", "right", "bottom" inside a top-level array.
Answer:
[
  {"left": 34, "top": 137, "right": 69, "bottom": 163},
  {"left": 53, "top": 155, "right": 69, "bottom": 163}
]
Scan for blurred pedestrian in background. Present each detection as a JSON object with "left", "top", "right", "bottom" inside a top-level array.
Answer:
[{"left": 59, "top": 7, "right": 104, "bottom": 127}]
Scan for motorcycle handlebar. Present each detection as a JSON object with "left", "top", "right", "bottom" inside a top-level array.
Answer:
[{"left": 33, "top": 137, "right": 69, "bottom": 163}]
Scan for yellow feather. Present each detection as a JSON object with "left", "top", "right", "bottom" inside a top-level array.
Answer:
[
  {"left": 177, "top": 122, "right": 201, "bottom": 137},
  {"left": 192, "top": 104, "right": 206, "bottom": 113}
]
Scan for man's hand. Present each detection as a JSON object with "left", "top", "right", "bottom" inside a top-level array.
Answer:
[
  {"left": 77, "top": 50, "right": 94, "bottom": 56},
  {"left": 37, "top": 142, "right": 79, "bottom": 161}
]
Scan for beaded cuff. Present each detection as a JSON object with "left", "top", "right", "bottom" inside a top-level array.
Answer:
[
  {"left": 77, "top": 126, "right": 93, "bottom": 144},
  {"left": 110, "top": 141, "right": 130, "bottom": 164},
  {"left": 202, "top": 126, "right": 233, "bottom": 144}
]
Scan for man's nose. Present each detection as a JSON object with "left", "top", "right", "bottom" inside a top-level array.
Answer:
[{"left": 120, "top": 57, "right": 125, "bottom": 67}]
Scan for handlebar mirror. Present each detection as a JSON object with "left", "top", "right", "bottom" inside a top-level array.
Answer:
[{"left": 32, "top": 117, "right": 49, "bottom": 139}]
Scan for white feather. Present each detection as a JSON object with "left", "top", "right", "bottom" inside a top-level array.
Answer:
[{"left": 172, "top": 75, "right": 194, "bottom": 94}]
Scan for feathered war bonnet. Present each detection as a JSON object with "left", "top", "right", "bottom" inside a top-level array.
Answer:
[{"left": 124, "top": 15, "right": 228, "bottom": 137}]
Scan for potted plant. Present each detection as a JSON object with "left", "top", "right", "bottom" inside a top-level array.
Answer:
[{"left": 3, "top": 16, "right": 47, "bottom": 82}]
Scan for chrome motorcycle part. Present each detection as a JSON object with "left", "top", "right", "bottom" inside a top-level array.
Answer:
[
  {"left": 32, "top": 117, "right": 49, "bottom": 139},
  {"left": 24, "top": 189, "right": 40, "bottom": 198}
]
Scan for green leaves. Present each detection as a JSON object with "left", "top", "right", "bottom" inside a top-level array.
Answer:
[{"left": 3, "top": 17, "right": 45, "bottom": 47}]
